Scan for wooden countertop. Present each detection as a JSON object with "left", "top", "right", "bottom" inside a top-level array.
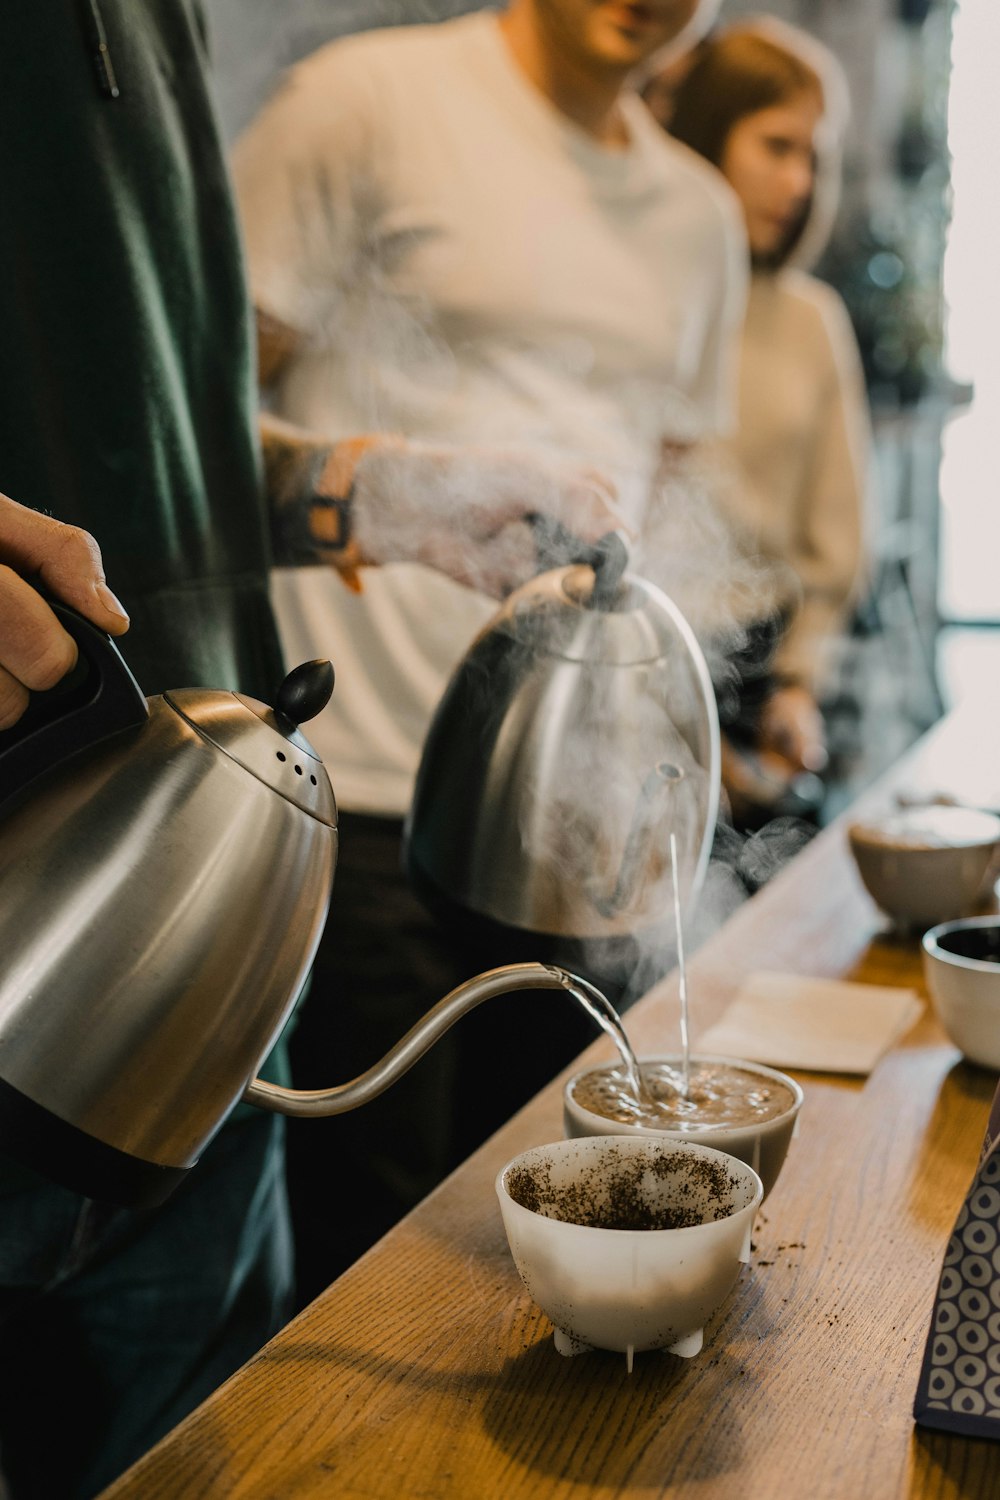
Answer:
[{"left": 102, "top": 702, "right": 1000, "bottom": 1499}]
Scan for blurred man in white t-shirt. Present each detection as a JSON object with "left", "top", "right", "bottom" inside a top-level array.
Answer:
[{"left": 233, "top": 0, "right": 747, "bottom": 1303}]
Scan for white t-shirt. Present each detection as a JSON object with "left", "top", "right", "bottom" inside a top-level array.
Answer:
[{"left": 234, "top": 11, "right": 747, "bottom": 814}]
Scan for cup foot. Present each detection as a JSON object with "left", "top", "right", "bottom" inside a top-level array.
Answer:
[
  {"left": 553, "top": 1327, "right": 593, "bottom": 1358},
  {"left": 665, "top": 1328, "right": 704, "bottom": 1358},
  {"left": 551, "top": 1325, "right": 705, "bottom": 1363}
]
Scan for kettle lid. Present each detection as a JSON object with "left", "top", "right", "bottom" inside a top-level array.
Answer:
[
  {"left": 166, "top": 659, "right": 337, "bottom": 826},
  {"left": 494, "top": 566, "right": 704, "bottom": 669}
]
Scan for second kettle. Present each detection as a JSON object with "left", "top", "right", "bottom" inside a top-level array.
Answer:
[{"left": 404, "top": 545, "right": 720, "bottom": 941}]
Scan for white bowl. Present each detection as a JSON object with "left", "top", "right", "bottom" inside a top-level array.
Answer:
[
  {"left": 848, "top": 805, "right": 1000, "bottom": 930},
  {"left": 922, "top": 917, "right": 1000, "bottom": 1070},
  {"left": 496, "top": 1135, "right": 762, "bottom": 1365},
  {"left": 563, "top": 1054, "right": 802, "bottom": 1199}
]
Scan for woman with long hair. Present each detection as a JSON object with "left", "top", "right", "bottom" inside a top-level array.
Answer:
[{"left": 646, "top": 19, "right": 870, "bottom": 829}]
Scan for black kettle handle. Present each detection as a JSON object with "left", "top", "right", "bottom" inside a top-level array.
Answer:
[
  {"left": 527, "top": 515, "right": 630, "bottom": 603},
  {"left": 0, "top": 601, "right": 149, "bottom": 817}
]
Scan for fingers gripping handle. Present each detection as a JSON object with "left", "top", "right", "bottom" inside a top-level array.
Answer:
[{"left": 0, "top": 602, "right": 148, "bottom": 817}]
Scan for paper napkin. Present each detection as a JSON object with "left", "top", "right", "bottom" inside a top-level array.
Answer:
[{"left": 697, "top": 970, "right": 922, "bottom": 1075}]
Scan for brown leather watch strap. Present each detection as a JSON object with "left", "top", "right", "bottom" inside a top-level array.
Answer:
[{"left": 312, "top": 436, "right": 379, "bottom": 594}]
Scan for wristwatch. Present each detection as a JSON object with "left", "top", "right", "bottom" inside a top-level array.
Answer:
[{"left": 312, "top": 438, "right": 374, "bottom": 594}]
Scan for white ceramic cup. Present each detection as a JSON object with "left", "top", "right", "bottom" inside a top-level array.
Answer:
[
  {"left": 848, "top": 805, "right": 1000, "bottom": 930},
  {"left": 563, "top": 1054, "right": 803, "bottom": 1200},
  {"left": 922, "top": 917, "right": 1000, "bottom": 1070},
  {"left": 496, "top": 1135, "right": 762, "bottom": 1366}
]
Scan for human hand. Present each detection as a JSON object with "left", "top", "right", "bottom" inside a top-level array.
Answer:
[
  {"left": 0, "top": 493, "right": 129, "bottom": 729},
  {"left": 349, "top": 440, "right": 628, "bottom": 597},
  {"left": 757, "top": 684, "right": 828, "bottom": 775}
]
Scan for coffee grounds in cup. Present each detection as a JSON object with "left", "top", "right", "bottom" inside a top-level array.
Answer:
[{"left": 505, "top": 1147, "right": 738, "bottom": 1232}]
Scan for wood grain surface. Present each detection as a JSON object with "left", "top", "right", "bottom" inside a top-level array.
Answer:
[{"left": 101, "top": 704, "right": 1000, "bottom": 1499}]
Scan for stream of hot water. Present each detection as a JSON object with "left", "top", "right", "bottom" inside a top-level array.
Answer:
[
  {"left": 558, "top": 971, "right": 650, "bottom": 1107},
  {"left": 574, "top": 761, "right": 695, "bottom": 1120},
  {"left": 569, "top": 765, "right": 796, "bottom": 1132}
]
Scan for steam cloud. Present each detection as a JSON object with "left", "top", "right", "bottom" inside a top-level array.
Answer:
[{"left": 285, "top": 170, "right": 817, "bottom": 1018}]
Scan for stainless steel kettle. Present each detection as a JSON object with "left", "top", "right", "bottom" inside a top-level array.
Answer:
[
  {"left": 405, "top": 534, "right": 721, "bottom": 940},
  {"left": 0, "top": 606, "right": 605, "bottom": 1207}
]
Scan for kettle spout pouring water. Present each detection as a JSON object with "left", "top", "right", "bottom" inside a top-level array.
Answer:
[{"left": 245, "top": 965, "right": 647, "bottom": 1118}]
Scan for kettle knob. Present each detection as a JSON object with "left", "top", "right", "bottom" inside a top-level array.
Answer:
[
  {"left": 274, "top": 659, "right": 335, "bottom": 728},
  {"left": 589, "top": 529, "right": 630, "bottom": 605},
  {"left": 527, "top": 516, "right": 630, "bottom": 607}
]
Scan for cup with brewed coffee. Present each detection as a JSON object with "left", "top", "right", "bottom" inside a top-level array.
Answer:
[
  {"left": 496, "top": 1134, "right": 762, "bottom": 1367},
  {"left": 563, "top": 1054, "right": 802, "bottom": 1198},
  {"left": 922, "top": 916, "right": 1000, "bottom": 1069}
]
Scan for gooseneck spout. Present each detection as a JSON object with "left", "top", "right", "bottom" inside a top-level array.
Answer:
[{"left": 243, "top": 962, "right": 647, "bottom": 1117}]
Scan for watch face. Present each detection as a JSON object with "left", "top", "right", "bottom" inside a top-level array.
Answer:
[{"left": 310, "top": 493, "right": 352, "bottom": 551}]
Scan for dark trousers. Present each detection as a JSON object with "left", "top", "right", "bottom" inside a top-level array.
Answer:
[
  {"left": 284, "top": 810, "right": 672, "bottom": 1309},
  {"left": 0, "top": 1113, "right": 291, "bottom": 1499}
]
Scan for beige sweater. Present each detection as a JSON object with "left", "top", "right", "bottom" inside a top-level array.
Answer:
[{"left": 723, "top": 268, "right": 870, "bottom": 694}]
